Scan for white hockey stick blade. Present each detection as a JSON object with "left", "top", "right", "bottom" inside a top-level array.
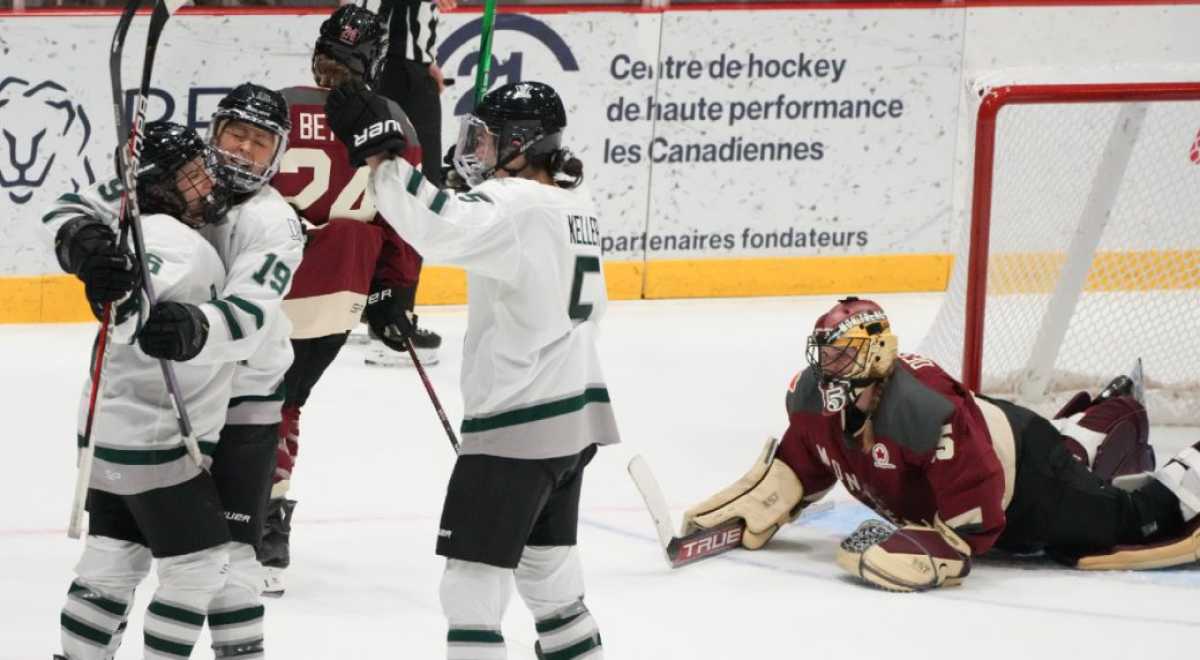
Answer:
[{"left": 627, "top": 455, "right": 676, "bottom": 550}]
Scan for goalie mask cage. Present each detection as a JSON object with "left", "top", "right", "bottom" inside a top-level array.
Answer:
[{"left": 920, "top": 81, "right": 1200, "bottom": 426}]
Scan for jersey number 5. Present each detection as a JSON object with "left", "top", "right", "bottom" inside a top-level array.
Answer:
[{"left": 568, "top": 256, "right": 600, "bottom": 322}]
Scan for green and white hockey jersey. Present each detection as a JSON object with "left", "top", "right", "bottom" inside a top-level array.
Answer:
[
  {"left": 43, "top": 178, "right": 305, "bottom": 426},
  {"left": 371, "top": 158, "right": 620, "bottom": 459},
  {"left": 70, "top": 214, "right": 232, "bottom": 495}
]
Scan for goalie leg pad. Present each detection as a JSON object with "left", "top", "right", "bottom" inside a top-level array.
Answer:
[
  {"left": 1154, "top": 441, "right": 1200, "bottom": 521},
  {"left": 683, "top": 438, "right": 805, "bottom": 550},
  {"left": 836, "top": 518, "right": 971, "bottom": 592},
  {"left": 1075, "top": 516, "right": 1200, "bottom": 570},
  {"left": 1052, "top": 395, "right": 1151, "bottom": 480}
]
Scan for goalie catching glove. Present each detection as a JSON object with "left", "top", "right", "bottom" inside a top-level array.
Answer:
[
  {"left": 682, "top": 438, "right": 809, "bottom": 549},
  {"left": 836, "top": 517, "right": 972, "bottom": 592}
]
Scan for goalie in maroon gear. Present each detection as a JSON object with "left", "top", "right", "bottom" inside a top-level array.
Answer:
[{"left": 683, "top": 297, "right": 1199, "bottom": 591}]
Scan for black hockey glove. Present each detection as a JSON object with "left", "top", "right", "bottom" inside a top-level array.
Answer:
[
  {"left": 138, "top": 301, "right": 210, "bottom": 362},
  {"left": 365, "top": 283, "right": 416, "bottom": 352},
  {"left": 324, "top": 81, "right": 408, "bottom": 168},
  {"left": 55, "top": 218, "right": 141, "bottom": 306}
]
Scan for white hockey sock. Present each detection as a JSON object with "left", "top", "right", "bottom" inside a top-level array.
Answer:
[
  {"left": 208, "top": 542, "right": 266, "bottom": 659},
  {"left": 61, "top": 536, "right": 150, "bottom": 660},
  {"left": 516, "top": 546, "right": 603, "bottom": 660},
  {"left": 144, "top": 546, "right": 228, "bottom": 660},
  {"left": 440, "top": 559, "right": 512, "bottom": 660}
]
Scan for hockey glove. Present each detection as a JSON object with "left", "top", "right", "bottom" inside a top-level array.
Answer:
[
  {"left": 55, "top": 218, "right": 141, "bottom": 306},
  {"left": 138, "top": 301, "right": 210, "bottom": 361},
  {"left": 364, "top": 283, "right": 417, "bottom": 352},
  {"left": 324, "top": 81, "right": 408, "bottom": 168},
  {"left": 835, "top": 517, "right": 972, "bottom": 592},
  {"left": 682, "top": 438, "right": 808, "bottom": 550}
]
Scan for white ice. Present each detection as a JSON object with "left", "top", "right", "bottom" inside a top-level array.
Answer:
[{"left": 2, "top": 293, "right": 1196, "bottom": 659}]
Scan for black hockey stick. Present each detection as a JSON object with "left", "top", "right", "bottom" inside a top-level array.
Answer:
[
  {"left": 72, "top": 0, "right": 193, "bottom": 539},
  {"left": 407, "top": 340, "right": 460, "bottom": 454}
]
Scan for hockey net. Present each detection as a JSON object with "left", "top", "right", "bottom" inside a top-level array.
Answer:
[{"left": 920, "top": 81, "right": 1200, "bottom": 426}]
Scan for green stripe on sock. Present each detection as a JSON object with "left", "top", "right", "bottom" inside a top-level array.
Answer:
[
  {"left": 447, "top": 628, "right": 504, "bottom": 644},
  {"left": 226, "top": 295, "right": 264, "bottom": 330},
  {"left": 461, "top": 388, "right": 610, "bottom": 433},
  {"left": 210, "top": 300, "right": 244, "bottom": 340},
  {"left": 148, "top": 600, "right": 205, "bottom": 627},
  {"left": 68, "top": 581, "right": 128, "bottom": 616},
  {"left": 540, "top": 633, "right": 602, "bottom": 660},
  {"left": 535, "top": 610, "right": 583, "bottom": 634},
  {"left": 145, "top": 632, "right": 194, "bottom": 658},
  {"left": 61, "top": 612, "right": 113, "bottom": 645},
  {"left": 208, "top": 605, "right": 264, "bottom": 627}
]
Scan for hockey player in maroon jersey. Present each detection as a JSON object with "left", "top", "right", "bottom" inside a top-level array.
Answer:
[
  {"left": 684, "top": 297, "right": 1200, "bottom": 591},
  {"left": 261, "top": 4, "right": 433, "bottom": 596}
]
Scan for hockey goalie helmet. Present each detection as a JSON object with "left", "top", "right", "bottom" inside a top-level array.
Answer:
[
  {"left": 314, "top": 4, "right": 387, "bottom": 87},
  {"left": 137, "top": 121, "right": 232, "bottom": 228},
  {"left": 208, "top": 83, "right": 291, "bottom": 194},
  {"left": 453, "top": 81, "right": 567, "bottom": 187},
  {"left": 805, "top": 297, "right": 898, "bottom": 413}
]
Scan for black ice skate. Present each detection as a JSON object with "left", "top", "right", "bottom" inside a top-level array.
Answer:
[{"left": 1097, "top": 358, "right": 1145, "bottom": 405}]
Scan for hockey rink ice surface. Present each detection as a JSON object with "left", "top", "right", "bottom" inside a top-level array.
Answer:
[{"left": 2, "top": 293, "right": 1196, "bottom": 659}]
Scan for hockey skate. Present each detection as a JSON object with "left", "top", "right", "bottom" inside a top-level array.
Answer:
[{"left": 363, "top": 326, "right": 441, "bottom": 367}]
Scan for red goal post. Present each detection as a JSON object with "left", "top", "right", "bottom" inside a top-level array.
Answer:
[{"left": 922, "top": 80, "right": 1200, "bottom": 425}]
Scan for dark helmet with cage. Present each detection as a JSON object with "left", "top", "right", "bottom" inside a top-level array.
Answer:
[
  {"left": 453, "top": 81, "right": 569, "bottom": 187},
  {"left": 313, "top": 4, "right": 387, "bottom": 86},
  {"left": 804, "top": 297, "right": 899, "bottom": 414},
  {"left": 207, "top": 83, "right": 291, "bottom": 194},
  {"left": 137, "top": 121, "right": 232, "bottom": 227}
]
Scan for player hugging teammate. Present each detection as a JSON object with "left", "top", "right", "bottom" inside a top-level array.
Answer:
[
  {"left": 685, "top": 297, "right": 1200, "bottom": 591},
  {"left": 46, "top": 79, "right": 303, "bottom": 658}
]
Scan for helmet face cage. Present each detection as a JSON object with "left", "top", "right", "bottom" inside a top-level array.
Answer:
[
  {"left": 137, "top": 122, "right": 230, "bottom": 227},
  {"left": 452, "top": 115, "right": 560, "bottom": 186},
  {"left": 208, "top": 85, "right": 291, "bottom": 194},
  {"left": 805, "top": 303, "right": 897, "bottom": 414}
]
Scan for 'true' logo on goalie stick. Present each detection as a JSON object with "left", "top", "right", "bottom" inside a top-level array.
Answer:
[{"left": 672, "top": 525, "right": 743, "bottom": 565}]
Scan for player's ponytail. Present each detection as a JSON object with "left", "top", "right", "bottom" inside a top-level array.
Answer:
[{"left": 549, "top": 148, "right": 583, "bottom": 189}]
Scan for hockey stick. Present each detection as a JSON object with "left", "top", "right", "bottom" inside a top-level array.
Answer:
[
  {"left": 472, "top": 0, "right": 497, "bottom": 106},
  {"left": 70, "top": 0, "right": 192, "bottom": 540},
  {"left": 627, "top": 451, "right": 832, "bottom": 568},
  {"left": 406, "top": 341, "right": 460, "bottom": 454},
  {"left": 121, "top": 0, "right": 204, "bottom": 466}
]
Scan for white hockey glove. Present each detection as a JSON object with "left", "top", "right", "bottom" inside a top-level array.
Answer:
[{"left": 681, "top": 438, "right": 807, "bottom": 550}]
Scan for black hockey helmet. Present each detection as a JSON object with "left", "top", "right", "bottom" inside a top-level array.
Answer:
[
  {"left": 208, "top": 83, "right": 291, "bottom": 193},
  {"left": 138, "top": 121, "right": 232, "bottom": 227},
  {"left": 453, "top": 81, "right": 568, "bottom": 186},
  {"left": 314, "top": 4, "right": 387, "bottom": 86}
]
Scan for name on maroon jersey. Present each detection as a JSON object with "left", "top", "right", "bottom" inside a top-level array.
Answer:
[{"left": 298, "top": 112, "right": 335, "bottom": 142}]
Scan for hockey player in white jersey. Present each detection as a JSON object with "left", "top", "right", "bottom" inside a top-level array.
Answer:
[
  {"left": 326, "top": 80, "right": 618, "bottom": 659},
  {"left": 45, "top": 122, "right": 235, "bottom": 660},
  {"left": 45, "top": 90, "right": 304, "bottom": 657}
]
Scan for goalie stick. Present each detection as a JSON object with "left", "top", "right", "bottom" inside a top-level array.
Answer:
[
  {"left": 628, "top": 445, "right": 832, "bottom": 568},
  {"left": 70, "top": 0, "right": 192, "bottom": 540}
]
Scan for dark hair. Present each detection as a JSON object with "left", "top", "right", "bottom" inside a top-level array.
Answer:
[{"left": 545, "top": 147, "right": 583, "bottom": 189}]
